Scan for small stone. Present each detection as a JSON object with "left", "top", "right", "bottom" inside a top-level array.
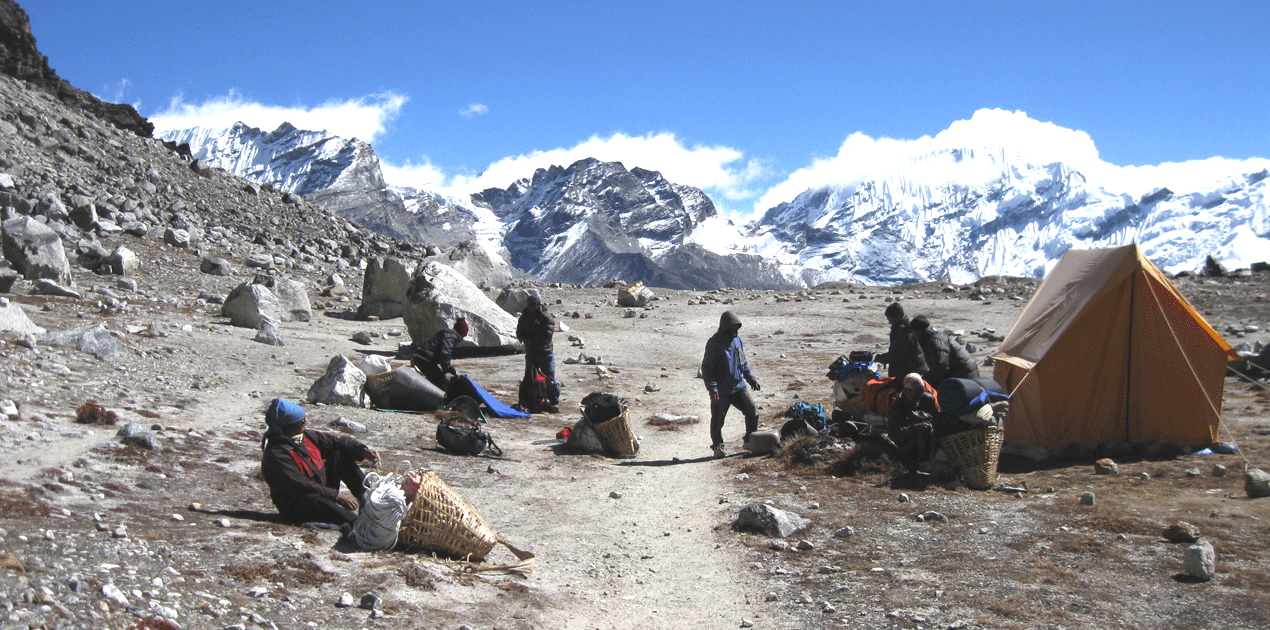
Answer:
[
  {"left": 336, "top": 592, "right": 355, "bottom": 608},
  {"left": 1213, "top": 464, "right": 1227, "bottom": 477},
  {"left": 764, "top": 592, "right": 778, "bottom": 602},
  {"left": 1079, "top": 491, "right": 1096, "bottom": 506},
  {"left": 796, "top": 540, "right": 815, "bottom": 551},
  {"left": 1246, "top": 468, "right": 1270, "bottom": 498},
  {"left": 1094, "top": 458, "right": 1119, "bottom": 475},
  {"left": 740, "top": 621, "right": 754, "bottom": 628},
  {"left": 216, "top": 518, "right": 231, "bottom": 527},
  {"left": 1184, "top": 540, "right": 1215, "bottom": 581},
  {"left": 898, "top": 493, "right": 911, "bottom": 503},
  {"left": 1163, "top": 522, "right": 1201, "bottom": 543},
  {"left": 111, "top": 525, "right": 128, "bottom": 539},
  {"left": 833, "top": 526, "right": 856, "bottom": 538},
  {"left": 247, "top": 586, "right": 269, "bottom": 598},
  {"left": 609, "top": 491, "right": 623, "bottom": 499},
  {"left": 359, "top": 592, "right": 381, "bottom": 610},
  {"left": 918, "top": 511, "right": 949, "bottom": 523},
  {"left": 351, "top": 331, "right": 373, "bottom": 345},
  {"left": 1186, "top": 468, "right": 1202, "bottom": 478},
  {"left": 822, "top": 604, "right": 837, "bottom": 614}
]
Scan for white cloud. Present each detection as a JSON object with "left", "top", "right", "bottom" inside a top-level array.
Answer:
[
  {"left": 381, "top": 158, "right": 449, "bottom": 189},
  {"left": 149, "top": 89, "right": 408, "bottom": 142},
  {"left": 438, "top": 132, "right": 767, "bottom": 209},
  {"left": 460, "top": 103, "right": 489, "bottom": 119},
  {"left": 755, "top": 109, "right": 1106, "bottom": 213}
]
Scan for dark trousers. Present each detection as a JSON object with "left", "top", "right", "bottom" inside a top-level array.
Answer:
[
  {"left": 710, "top": 387, "right": 758, "bottom": 448},
  {"left": 285, "top": 448, "right": 367, "bottom": 526},
  {"left": 524, "top": 351, "right": 559, "bottom": 404},
  {"left": 417, "top": 362, "right": 450, "bottom": 389}
]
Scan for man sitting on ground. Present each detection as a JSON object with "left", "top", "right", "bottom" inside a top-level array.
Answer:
[
  {"left": 260, "top": 398, "right": 380, "bottom": 531},
  {"left": 887, "top": 373, "right": 940, "bottom": 470}
]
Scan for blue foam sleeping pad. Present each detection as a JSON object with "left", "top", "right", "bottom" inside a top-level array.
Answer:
[{"left": 449, "top": 375, "right": 530, "bottom": 419}]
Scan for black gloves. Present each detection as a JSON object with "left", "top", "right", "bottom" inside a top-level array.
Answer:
[{"left": 747, "top": 377, "right": 761, "bottom": 391}]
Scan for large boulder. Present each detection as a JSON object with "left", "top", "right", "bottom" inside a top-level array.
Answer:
[
  {"left": 0, "top": 299, "right": 44, "bottom": 335},
  {"left": 307, "top": 355, "right": 366, "bottom": 407},
  {"left": 437, "top": 241, "right": 513, "bottom": 290},
  {"left": 358, "top": 257, "right": 414, "bottom": 320},
  {"left": 495, "top": 287, "right": 539, "bottom": 315},
  {"left": 2, "top": 217, "right": 72, "bottom": 285},
  {"left": 221, "top": 282, "right": 284, "bottom": 329},
  {"left": 103, "top": 245, "right": 138, "bottom": 276},
  {"left": 1246, "top": 468, "right": 1270, "bottom": 498},
  {"left": 256, "top": 275, "right": 312, "bottom": 322},
  {"left": 403, "top": 261, "right": 519, "bottom": 349},
  {"left": 617, "top": 281, "right": 654, "bottom": 307}
]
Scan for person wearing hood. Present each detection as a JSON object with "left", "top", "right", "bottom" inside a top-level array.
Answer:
[
  {"left": 874, "top": 302, "right": 928, "bottom": 379},
  {"left": 516, "top": 293, "right": 560, "bottom": 412},
  {"left": 412, "top": 318, "right": 469, "bottom": 389},
  {"left": 701, "top": 311, "right": 761, "bottom": 458},
  {"left": 259, "top": 398, "right": 380, "bottom": 529},
  {"left": 910, "top": 315, "right": 980, "bottom": 386}
]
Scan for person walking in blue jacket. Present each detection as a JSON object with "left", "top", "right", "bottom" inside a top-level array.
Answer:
[{"left": 701, "top": 311, "right": 761, "bottom": 458}]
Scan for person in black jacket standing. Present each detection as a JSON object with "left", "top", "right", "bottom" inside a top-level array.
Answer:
[
  {"left": 910, "top": 315, "right": 980, "bottom": 386},
  {"left": 259, "top": 398, "right": 380, "bottom": 529},
  {"left": 516, "top": 294, "right": 559, "bottom": 412},
  {"left": 412, "top": 318, "right": 468, "bottom": 388},
  {"left": 874, "top": 302, "right": 928, "bottom": 379}
]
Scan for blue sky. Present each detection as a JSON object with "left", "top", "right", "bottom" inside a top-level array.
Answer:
[{"left": 21, "top": 1, "right": 1270, "bottom": 217}]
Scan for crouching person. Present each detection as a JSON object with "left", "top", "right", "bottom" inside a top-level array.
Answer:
[
  {"left": 888, "top": 373, "right": 939, "bottom": 469},
  {"left": 260, "top": 398, "right": 380, "bottom": 531}
]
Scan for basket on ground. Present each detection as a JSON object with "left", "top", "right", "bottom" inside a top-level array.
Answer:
[
  {"left": 398, "top": 470, "right": 497, "bottom": 560},
  {"left": 940, "top": 425, "right": 1004, "bottom": 490},
  {"left": 592, "top": 409, "right": 639, "bottom": 458}
]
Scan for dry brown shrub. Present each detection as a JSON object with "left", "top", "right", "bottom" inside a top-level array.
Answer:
[
  {"left": 76, "top": 400, "right": 118, "bottom": 425},
  {"left": 222, "top": 562, "right": 274, "bottom": 582},
  {"left": 0, "top": 491, "right": 51, "bottom": 517},
  {"left": 401, "top": 562, "right": 437, "bottom": 590}
]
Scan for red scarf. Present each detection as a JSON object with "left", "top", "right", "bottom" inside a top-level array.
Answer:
[{"left": 288, "top": 436, "right": 325, "bottom": 479}]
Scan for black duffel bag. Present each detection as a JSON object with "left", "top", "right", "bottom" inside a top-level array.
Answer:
[
  {"left": 436, "top": 415, "right": 502, "bottom": 456},
  {"left": 581, "top": 392, "right": 623, "bottom": 423},
  {"left": 936, "top": 377, "right": 1006, "bottom": 416}
]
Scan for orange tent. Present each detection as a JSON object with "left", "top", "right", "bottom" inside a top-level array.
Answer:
[{"left": 991, "top": 245, "right": 1236, "bottom": 451}]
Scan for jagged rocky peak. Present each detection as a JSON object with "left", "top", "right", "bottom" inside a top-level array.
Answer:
[{"left": 0, "top": 0, "right": 152, "bottom": 137}]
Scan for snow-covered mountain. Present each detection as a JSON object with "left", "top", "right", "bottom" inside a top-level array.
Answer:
[
  {"left": 741, "top": 148, "right": 1268, "bottom": 285},
  {"left": 159, "top": 118, "right": 1270, "bottom": 289}
]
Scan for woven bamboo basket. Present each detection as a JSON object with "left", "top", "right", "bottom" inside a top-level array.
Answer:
[
  {"left": 940, "top": 425, "right": 1005, "bottom": 490},
  {"left": 399, "top": 470, "right": 497, "bottom": 560},
  {"left": 836, "top": 396, "right": 866, "bottom": 423},
  {"left": 592, "top": 409, "right": 639, "bottom": 458}
]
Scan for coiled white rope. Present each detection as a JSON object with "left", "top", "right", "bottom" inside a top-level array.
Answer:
[{"left": 352, "top": 472, "right": 407, "bottom": 551}]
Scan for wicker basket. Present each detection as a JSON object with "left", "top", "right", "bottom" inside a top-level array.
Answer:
[
  {"left": 940, "top": 425, "right": 1004, "bottom": 490},
  {"left": 592, "top": 409, "right": 639, "bottom": 458},
  {"left": 399, "top": 470, "right": 497, "bottom": 560}
]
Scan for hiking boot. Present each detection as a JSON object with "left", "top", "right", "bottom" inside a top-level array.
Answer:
[
  {"left": 544, "top": 403, "right": 559, "bottom": 413},
  {"left": 712, "top": 444, "right": 726, "bottom": 459}
]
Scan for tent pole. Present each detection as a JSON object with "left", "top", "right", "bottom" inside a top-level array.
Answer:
[{"left": 1125, "top": 270, "right": 1136, "bottom": 442}]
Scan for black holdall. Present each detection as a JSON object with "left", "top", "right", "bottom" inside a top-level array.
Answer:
[{"left": 436, "top": 415, "right": 503, "bottom": 457}]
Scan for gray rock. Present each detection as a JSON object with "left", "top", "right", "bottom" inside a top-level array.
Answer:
[
  {"left": 1213, "top": 464, "right": 1227, "bottom": 477},
  {"left": 38, "top": 324, "right": 117, "bottom": 361},
  {"left": 245, "top": 252, "right": 275, "bottom": 269},
  {"left": 254, "top": 275, "right": 312, "bottom": 322},
  {"left": 1184, "top": 540, "right": 1215, "bottom": 581},
  {"left": 0, "top": 267, "right": 18, "bottom": 292},
  {"left": 2, "top": 217, "right": 72, "bottom": 285},
  {"left": 102, "top": 245, "right": 138, "bottom": 276},
  {"left": 68, "top": 198, "right": 98, "bottom": 230},
  {"left": 833, "top": 526, "right": 856, "bottom": 538},
  {"left": 1079, "top": 491, "right": 1096, "bottom": 506},
  {"left": 336, "top": 592, "right": 355, "bottom": 608},
  {"left": 306, "top": 355, "right": 366, "bottom": 407},
  {"left": 1245, "top": 468, "right": 1270, "bottom": 498},
  {"left": 221, "top": 282, "right": 284, "bottom": 329},
  {"left": 796, "top": 540, "right": 815, "bottom": 550},
  {"left": 1163, "top": 521, "right": 1200, "bottom": 543},
  {"left": 351, "top": 331, "right": 373, "bottom": 345},
  {"left": 1209, "top": 442, "right": 1239, "bottom": 455},
  {"left": 0, "top": 300, "right": 45, "bottom": 335},
  {"left": 31, "top": 278, "right": 82, "bottom": 299},
  {"left": 358, "top": 257, "right": 414, "bottom": 319},
  {"left": 495, "top": 287, "right": 539, "bottom": 315},
  {"left": 734, "top": 503, "right": 810, "bottom": 538},
  {"left": 100, "top": 583, "right": 129, "bottom": 607},
  {"left": 253, "top": 318, "right": 284, "bottom": 346},
  {"left": 918, "top": 511, "right": 949, "bottom": 523},
  {"left": 617, "top": 283, "right": 654, "bottom": 307},
  {"left": 333, "top": 417, "right": 366, "bottom": 434},
  {"left": 359, "top": 592, "right": 381, "bottom": 610},
  {"left": 402, "top": 261, "right": 520, "bottom": 349},
  {"left": 200, "top": 255, "right": 234, "bottom": 276},
  {"left": 163, "top": 227, "right": 190, "bottom": 248}
]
